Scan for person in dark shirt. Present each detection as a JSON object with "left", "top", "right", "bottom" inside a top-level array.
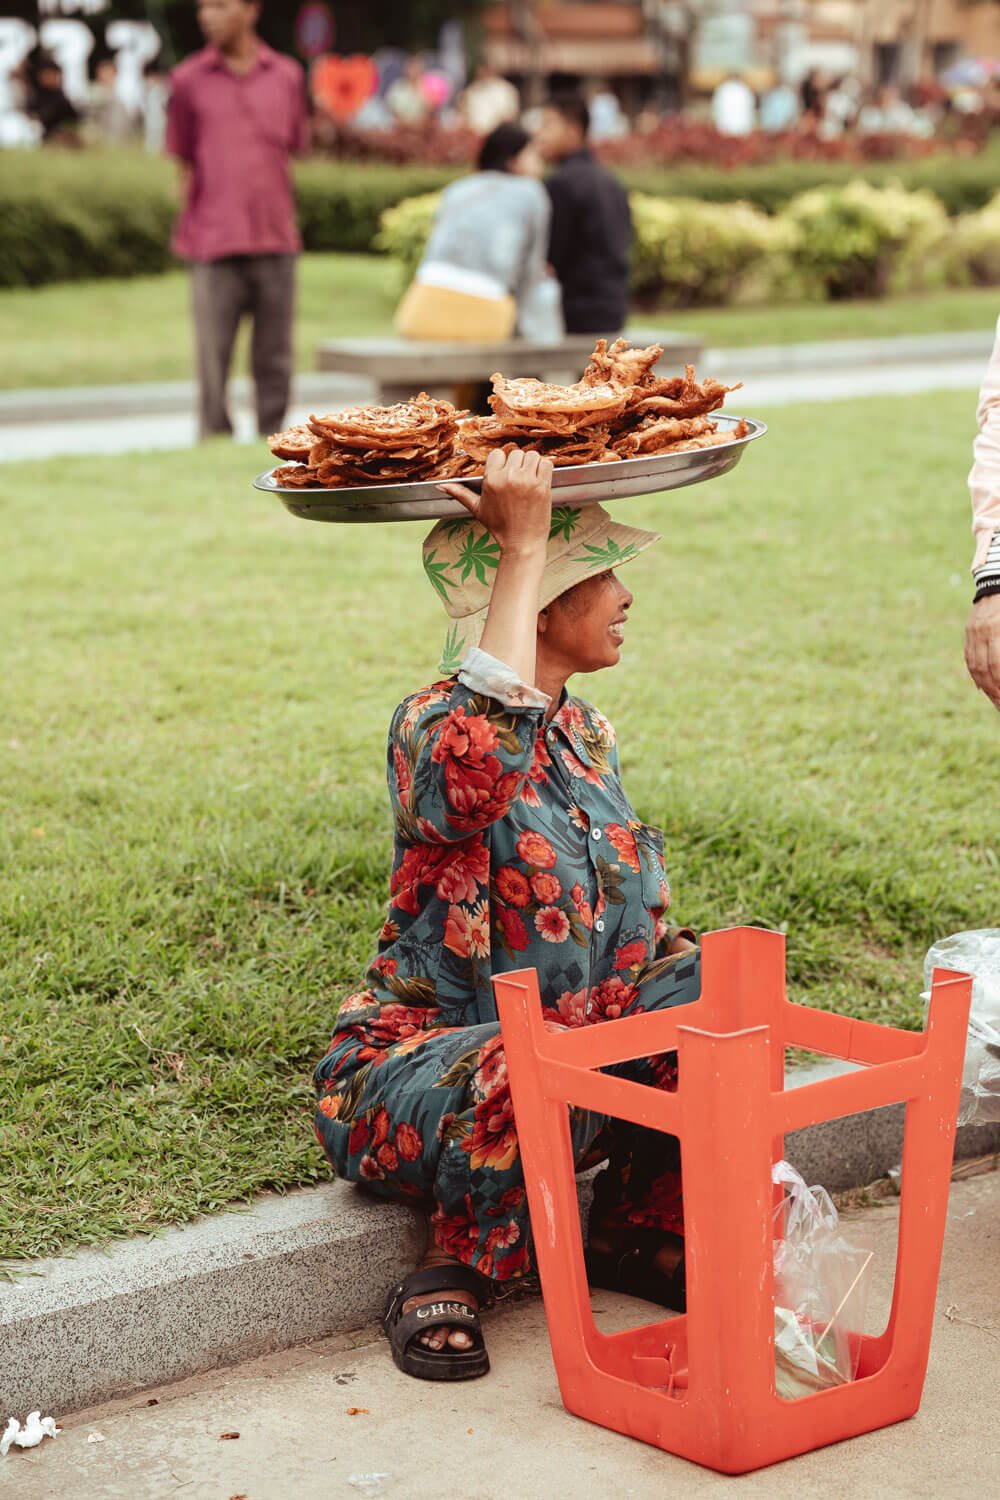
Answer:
[
  {"left": 27, "top": 54, "right": 81, "bottom": 145},
  {"left": 536, "top": 91, "right": 632, "bottom": 335}
]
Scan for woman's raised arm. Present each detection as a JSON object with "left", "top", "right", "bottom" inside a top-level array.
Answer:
[
  {"left": 439, "top": 447, "right": 553, "bottom": 686},
  {"left": 389, "top": 451, "right": 554, "bottom": 845}
]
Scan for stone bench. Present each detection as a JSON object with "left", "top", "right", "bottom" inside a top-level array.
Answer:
[{"left": 315, "top": 329, "right": 705, "bottom": 407}]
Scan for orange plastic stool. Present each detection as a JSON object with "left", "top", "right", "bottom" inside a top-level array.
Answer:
[{"left": 493, "top": 926, "right": 971, "bottom": 1474}]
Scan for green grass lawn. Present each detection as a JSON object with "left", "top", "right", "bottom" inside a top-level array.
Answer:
[
  {"left": 1, "top": 387, "right": 995, "bottom": 1262},
  {"left": 0, "top": 253, "right": 399, "bottom": 391},
  {"left": 637, "top": 287, "right": 1000, "bottom": 349},
  {"left": 1, "top": 255, "right": 996, "bottom": 391}
]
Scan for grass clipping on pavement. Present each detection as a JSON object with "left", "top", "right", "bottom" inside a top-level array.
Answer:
[{"left": 0, "top": 388, "right": 995, "bottom": 1261}]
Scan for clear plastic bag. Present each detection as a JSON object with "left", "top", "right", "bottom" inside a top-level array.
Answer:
[
  {"left": 922, "top": 930, "right": 1000, "bottom": 1127},
  {"left": 772, "top": 1161, "right": 873, "bottom": 1399}
]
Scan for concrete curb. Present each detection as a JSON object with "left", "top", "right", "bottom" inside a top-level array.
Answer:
[
  {"left": 0, "top": 330, "right": 990, "bottom": 426},
  {"left": 0, "top": 372, "right": 364, "bottom": 427},
  {"left": 0, "top": 1184, "right": 425, "bottom": 1421},
  {"left": 2, "top": 1056, "right": 996, "bottom": 1421},
  {"left": 705, "top": 328, "right": 994, "bottom": 379}
]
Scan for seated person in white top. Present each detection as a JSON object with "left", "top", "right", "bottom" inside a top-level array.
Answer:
[{"left": 395, "top": 122, "right": 559, "bottom": 343}]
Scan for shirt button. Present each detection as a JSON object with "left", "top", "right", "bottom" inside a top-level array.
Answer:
[
  {"left": 591, "top": 828, "right": 602, "bottom": 841},
  {"left": 595, "top": 918, "right": 605, "bottom": 932}
]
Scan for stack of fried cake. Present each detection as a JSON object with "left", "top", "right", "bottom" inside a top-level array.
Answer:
[
  {"left": 579, "top": 338, "right": 748, "bottom": 458},
  {"left": 269, "top": 394, "right": 465, "bottom": 489},
  {"left": 266, "top": 339, "right": 748, "bottom": 489},
  {"left": 458, "top": 376, "right": 627, "bottom": 468},
  {"left": 459, "top": 339, "right": 746, "bottom": 469}
]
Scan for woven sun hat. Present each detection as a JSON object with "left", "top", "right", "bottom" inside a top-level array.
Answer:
[{"left": 423, "top": 502, "right": 661, "bottom": 674}]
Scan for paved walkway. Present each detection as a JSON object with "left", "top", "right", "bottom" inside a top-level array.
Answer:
[
  {"left": 2, "top": 331, "right": 990, "bottom": 464},
  {"left": 2, "top": 1172, "right": 996, "bottom": 1500},
  {"left": 0, "top": 376, "right": 361, "bottom": 464}
]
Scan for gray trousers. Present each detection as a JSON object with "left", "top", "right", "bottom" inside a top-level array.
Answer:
[{"left": 190, "top": 254, "right": 296, "bottom": 439}]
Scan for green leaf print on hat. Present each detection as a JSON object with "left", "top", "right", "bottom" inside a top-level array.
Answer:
[
  {"left": 455, "top": 531, "right": 501, "bottom": 585},
  {"left": 576, "top": 537, "right": 642, "bottom": 571},
  {"left": 423, "top": 548, "right": 454, "bottom": 602},
  {"left": 549, "top": 506, "right": 583, "bottom": 542},
  {"left": 425, "top": 500, "right": 661, "bottom": 675}
]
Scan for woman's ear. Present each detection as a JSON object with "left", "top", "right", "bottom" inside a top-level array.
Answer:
[{"left": 537, "top": 607, "right": 549, "bottom": 636}]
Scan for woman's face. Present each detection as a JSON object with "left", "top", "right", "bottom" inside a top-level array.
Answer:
[{"left": 538, "top": 570, "right": 634, "bottom": 674}]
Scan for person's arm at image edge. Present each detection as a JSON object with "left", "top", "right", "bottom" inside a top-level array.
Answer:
[
  {"left": 964, "top": 317, "right": 1000, "bottom": 710},
  {"left": 387, "top": 453, "right": 555, "bottom": 847}
]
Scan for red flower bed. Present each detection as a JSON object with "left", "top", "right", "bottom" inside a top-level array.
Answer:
[
  {"left": 313, "top": 118, "right": 480, "bottom": 165},
  {"left": 311, "top": 114, "right": 988, "bottom": 171},
  {"left": 597, "top": 119, "right": 953, "bottom": 169}
]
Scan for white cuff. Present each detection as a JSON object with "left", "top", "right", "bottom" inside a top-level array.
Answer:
[
  {"left": 458, "top": 647, "right": 550, "bottom": 712},
  {"left": 972, "top": 525, "right": 1000, "bottom": 574}
]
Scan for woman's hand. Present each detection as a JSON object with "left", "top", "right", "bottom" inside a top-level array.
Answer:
[
  {"left": 667, "top": 935, "right": 697, "bottom": 956},
  {"left": 965, "top": 595, "right": 1000, "bottom": 711},
  {"left": 438, "top": 448, "right": 554, "bottom": 557},
  {"left": 439, "top": 450, "right": 553, "bottom": 687}
]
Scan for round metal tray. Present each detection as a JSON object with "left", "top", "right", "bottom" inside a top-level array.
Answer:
[{"left": 253, "top": 414, "right": 766, "bottom": 523}]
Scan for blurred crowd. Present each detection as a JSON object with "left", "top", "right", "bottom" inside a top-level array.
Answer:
[
  {"left": 708, "top": 66, "right": 998, "bottom": 142},
  {"left": 0, "top": 46, "right": 169, "bottom": 150},
  {"left": 312, "top": 53, "right": 1000, "bottom": 153},
  {"left": 3, "top": 41, "right": 996, "bottom": 157}
]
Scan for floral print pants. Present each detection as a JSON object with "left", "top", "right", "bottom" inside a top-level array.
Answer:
[{"left": 315, "top": 947, "right": 701, "bottom": 1281}]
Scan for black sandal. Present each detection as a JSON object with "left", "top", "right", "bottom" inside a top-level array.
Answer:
[
  {"left": 585, "top": 1230, "right": 687, "bottom": 1312},
  {"left": 382, "top": 1264, "right": 490, "bottom": 1382}
]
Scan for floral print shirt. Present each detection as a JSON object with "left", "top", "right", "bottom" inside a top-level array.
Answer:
[{"left": 332, "top": 670, "right": 681, "bottom": 1049}]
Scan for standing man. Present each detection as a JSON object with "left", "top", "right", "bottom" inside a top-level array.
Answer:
[
  {"left": 965, "top": 315, "right": 1000, "bottom": 711},
  {"left": 536, "top": 92, "right": 632, "bottom": 336},
  {"left": 166, "top": 0, "right": 308, "bottom": 439}
]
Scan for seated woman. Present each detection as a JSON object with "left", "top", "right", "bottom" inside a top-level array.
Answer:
[
  {"left": 395, "top": 122, "right": 559, "bottom": 343},
  {"left": 314, "top": 450, "right": 700, "bottom": 1382}
]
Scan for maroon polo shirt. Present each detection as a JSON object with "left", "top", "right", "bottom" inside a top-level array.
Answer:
[{"left": 166, "top": 42, "right": 308, "bottom": 262}]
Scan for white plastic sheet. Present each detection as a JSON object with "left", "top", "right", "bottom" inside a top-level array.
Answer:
[{"left": 923, "top": 929, "right": 1000, "bottom": 1126}]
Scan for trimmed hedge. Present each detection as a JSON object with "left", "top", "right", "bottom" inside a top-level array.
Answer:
[
  {"left": 618, "top": 143, "right": 1000, "bottom": 218},
  {"left": 380, "top": 180, "right": 997, "bottom": 309},
  {"left": 630, "top": 193, "right": 797, "bottom": 307},
  {"left": 0, "top": 151, "right": 461, "bottom": 287},
  {"left": 0, "top": 151, "right": 177, "bottom": 288},
  {"left": 946, "top": 192, "right": 1000, "bottom": 287},
  {"left": 1, "top": 143, "right": 998, "bottom": 288},
  {"left": 784, "top": 180, "right": 949, "bottom": 300},
  {"left": 294, "top": 159, "right": 457, "bottom": 257}
]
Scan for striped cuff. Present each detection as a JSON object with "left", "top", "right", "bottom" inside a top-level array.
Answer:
[{"left": 973, "top": 530, "right": 1000, "bottom": 603}]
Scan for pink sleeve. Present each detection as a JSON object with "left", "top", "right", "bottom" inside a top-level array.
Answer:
[
  {"left": 969, "top": 317, "right": 1000, "bottom": 572},
  {"left": 165, "top": 75, "right": 195, "bottom": 164}
]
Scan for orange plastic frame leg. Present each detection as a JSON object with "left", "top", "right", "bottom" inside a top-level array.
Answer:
[{"left": 494, "top": 926, "right": 971, "bottom": 1474}]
